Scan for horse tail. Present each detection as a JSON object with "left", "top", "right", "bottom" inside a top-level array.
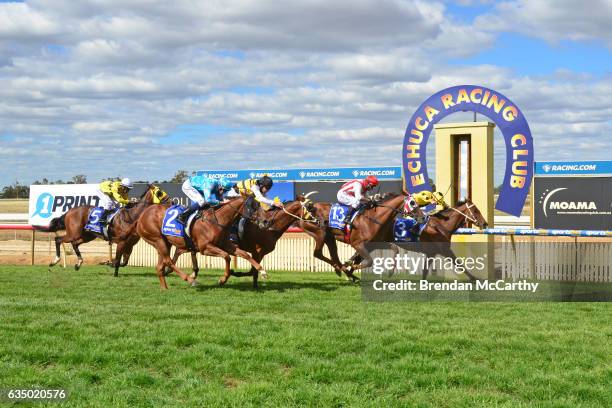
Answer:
[{"left": 43, "top": 213, "right": 66, "bottom": 232}]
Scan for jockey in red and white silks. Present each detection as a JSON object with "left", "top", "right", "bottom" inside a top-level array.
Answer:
[{"left": 337, "top": 175, "right": 379, "bottom": 208}]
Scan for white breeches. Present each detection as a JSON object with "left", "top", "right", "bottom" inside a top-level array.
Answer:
[
  {"left": 97, "top": 190, "right": 117, "bottom": 210},
  {"left": 182, "top": 180, "right": 206, "bottom": 207},
  {"left": 337, "top": 191, "right": 360, "bottom": 209}
]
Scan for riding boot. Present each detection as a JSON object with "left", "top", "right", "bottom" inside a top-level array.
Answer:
[
  {"left": 346, "top": 203, "right": 365, "bottom": 227},
  {"left": 99, "top": 209, "right": 111, "bottom": 226},
  {"left": 238, "top": 217, "right": 247, "bottom": 240},
  {"left": 179, "top": 203, "right": 200, "bottom": 225}
]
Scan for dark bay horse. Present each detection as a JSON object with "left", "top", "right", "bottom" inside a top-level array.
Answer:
[
  {"left": 171, "top": 194, "right": 319, "bottom": 288},
  {"left": 298, "top": 193, "right": 425, "bottom": 281},
  {"left": 136, "top": 197, "right": 269, "bottom": 290},
  {"left": 46, "top": 185, "right": 168, "bottom": 275}
]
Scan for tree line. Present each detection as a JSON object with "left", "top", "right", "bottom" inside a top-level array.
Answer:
[{"left": 0, "top": 171, "right": 192, "bottom": 199}]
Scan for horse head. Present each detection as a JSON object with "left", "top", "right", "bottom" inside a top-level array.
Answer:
[
  {"left": 296, "top": 191, "right": 318, "bottom": 221},
  {"left": 455, "top": 198, "right": 488, "bottom": 229},
  {"left": 141, "top": 184, "right": 169, "bottom": 205}
]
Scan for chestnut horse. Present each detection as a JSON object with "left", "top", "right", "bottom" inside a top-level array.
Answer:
[
  {"left": 46, "top": 184, "right": 168, "bottom": 275},
  {"left": 297, "top": 193, "right": 425, "bottom": 281},
  {"left": 170, "top": 194, "right": 319, "bottom": 288},
  {"left": 347, "top": 199, "right": 488, "bottom": 280},
  {"left": 136, "top": 197, "right": 269, "bottom": 290}
]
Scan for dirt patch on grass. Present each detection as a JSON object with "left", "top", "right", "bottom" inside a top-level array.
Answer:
[{"left": 223, "top": 377, "right": 242, "bottom": 389}]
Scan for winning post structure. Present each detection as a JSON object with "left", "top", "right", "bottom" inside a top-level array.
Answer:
[{"left": 434, "top": 121, "right": 496, "bottom": 279}]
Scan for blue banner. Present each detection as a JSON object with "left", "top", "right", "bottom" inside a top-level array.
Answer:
[
  {"left": 402, "top": 85, "right": 534, "bottom": 217},
  {"left": 268, "top": 182, "right": 295, "bottom": 202},
  {"left": 196, "top": 167, "right": 401, "bottom": 181},
  {"left": 535, "top": 161, "right": 612, "bottom": 176}
]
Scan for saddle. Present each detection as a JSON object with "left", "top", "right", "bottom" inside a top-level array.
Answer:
[{"left": 84, "top": 207, "right": 120, "bottom": 240}]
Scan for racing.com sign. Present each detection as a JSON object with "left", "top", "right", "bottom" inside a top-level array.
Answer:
[{"left": 197, "top": 167, "right": 401, "bottom": 181}]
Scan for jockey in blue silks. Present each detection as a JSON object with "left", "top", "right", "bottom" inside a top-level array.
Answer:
[{"left": 179, "top": 175, "right": 234, "bottom": 224}]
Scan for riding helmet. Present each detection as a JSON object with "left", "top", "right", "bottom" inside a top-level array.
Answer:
[
  {"left": 258, "top": 176, "right": 273, "bottom": 190},
  {"left": 364, "top": 175, "right": 379, "bottom": 187}
]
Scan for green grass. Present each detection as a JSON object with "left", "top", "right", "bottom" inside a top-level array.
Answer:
[{"left": 0, "top": 266, "right": 610, "bottom": 407}]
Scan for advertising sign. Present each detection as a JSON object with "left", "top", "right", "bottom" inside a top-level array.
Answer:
[
  {"left": 535, "top": 161, "right": 612, "bottom": 176},
  {"left": 534, "top": 177, "right": 612, "bottom": 230},
  {"left": 29, "top": 184, "right": 101, "bottom": 226},
  {"left": 197, "top": 167, "right": 402, "bottom": 181}
]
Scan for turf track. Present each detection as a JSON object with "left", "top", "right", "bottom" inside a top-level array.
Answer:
[{"left": 0, "top": 265, "right": 610, "bottom": 407}]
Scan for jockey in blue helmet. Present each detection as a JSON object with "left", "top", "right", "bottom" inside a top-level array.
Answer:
[{"left": 179, "top": 175, "right": 234, "bottom": 224}]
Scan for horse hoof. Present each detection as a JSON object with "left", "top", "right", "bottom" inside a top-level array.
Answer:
[
  {"left": 190, "top": 280, "right": 200, "bottom": 287},
  {"left": 259, "top": 270, "right": 268, "bottom": 280},
  {"left": 218, "top": 279, "right": 226, "bottom": 286}
]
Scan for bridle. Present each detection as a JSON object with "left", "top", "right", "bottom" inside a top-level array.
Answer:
[{"left": 448, "top": 202, "right": 480, "bottom": 226}]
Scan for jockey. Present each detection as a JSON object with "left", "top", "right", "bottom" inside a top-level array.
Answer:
[
  {"left": 413, "top": 188, "right": 448, "bottom": 214},
  {"left": 230, "top": 176, "right": 283, "bottom": 232},
  {"left": 337, "top": 175, "right": 379, "bottom": 220},
  {"left": 98, "top": 178, "right": 133, "bottom": 225},
  {"left": 179, "top": 175, "right": 234, "bottom": 224}
]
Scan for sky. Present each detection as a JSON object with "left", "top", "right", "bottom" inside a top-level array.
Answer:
[{"left": 0, "top": 0, "right": 611, "bottom": 187}]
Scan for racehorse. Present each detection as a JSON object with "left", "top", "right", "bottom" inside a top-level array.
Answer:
[
  {"left": 46, "top": 184, "right": 168, "bottom": 275},
  {"left": 170, "top": 194, "right": 319, "bottom": 288},
  {"left": 297, "top": 193, "right": 425, "bottom": 281},
  {"left": 347, "top": 198, "right": 488, "bottom": 280},
  {"left": 136, "top": 196, "right": 269, "bottom": 290}
]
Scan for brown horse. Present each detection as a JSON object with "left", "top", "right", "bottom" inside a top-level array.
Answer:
[
  {"left": 298, "top": 193, "right": 425, "bottom": 281},
  {"left": 136, "top": 196, "right": 269, "bottom": 290},
  {"left": 171, "top": 194, "right": 319, "bottom": 288},
  {"left": 347, "top": 199, "right": 488, "bottom": 280},
  {"left": 46, "top": 184, "right": 168, "bottom": 275}
]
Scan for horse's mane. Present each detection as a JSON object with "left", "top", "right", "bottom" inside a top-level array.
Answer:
[
  {"left": 435, "top": 199, "right": 469, "bottom": 218},
  {"left": 139, "top": 184, "right": 152, "bottom": 199}
]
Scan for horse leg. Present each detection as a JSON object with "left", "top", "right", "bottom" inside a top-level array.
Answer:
[
  {"left": 248, "top": 252, "right": 264, "bottom": 289},
  {"left": 71, "top": 239, "right": 85, "bottom": 271},
  {"left": 190, "top": 251, "right": 199, "bottom": 279},
  {"left": 119, "top": 236, "right": 138, "bottom": 267},
  {"left": 155, "top": 254, "right": 169, "bottom": 290},
  {"left": 153, "top": 239, "right": 197, "bottom": 289},
  {"left": 202, "top": 244, "right": 232, "bottom": 285},
  {"left": 343, "top": 243, "right": 373, "bottom": 282},
  {"left": 112, "top": 241, "right": 128, "bottom": 277},
  {"left": 230, "top": 247, "right": 268, "bottom": 281},
  {"left": 164, "top": 247, "right": 183, "bottom": 277},
  {"left": 49, "top": 235, "right": 64, "bottom": 267},
  {"left": 313, "top": 235, "right": 344, "bottom": 276},
  {"left": 439, "top": 245, "right": 478, "bottom": 281}
]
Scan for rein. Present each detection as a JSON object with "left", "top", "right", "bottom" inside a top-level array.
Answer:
[
  {"left": 282, "top": 204, "right": 317, "bottom": 224},
  {"left": 448, "top": 203, "right": 478, "bottom": 224},
  {"left": 201, "top": 200, "right": 245, "bottom": 229}
]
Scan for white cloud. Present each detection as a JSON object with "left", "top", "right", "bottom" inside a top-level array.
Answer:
[
  {"left": 476, "top": 0, "right": 612, "bottom": 48},
  {"left": 0, "top": 0, "right": 610, "bottom": 187}
]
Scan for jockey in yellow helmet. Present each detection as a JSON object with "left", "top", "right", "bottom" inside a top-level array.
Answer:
[{"left": 412, "top": 187, "right": 448, "bottom": 214}]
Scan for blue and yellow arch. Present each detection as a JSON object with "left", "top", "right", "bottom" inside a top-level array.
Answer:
[{"left": 402, "top": 85, "right": 534, "bottom": 217}]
